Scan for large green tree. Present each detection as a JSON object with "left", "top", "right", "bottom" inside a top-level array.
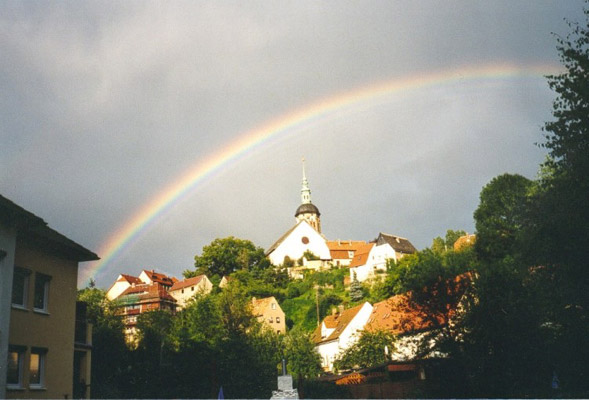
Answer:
[
  {"left": 524, "top": 6, "right": 589, "bottom": 394},
  {"left": 333, "top": 330, "right": 397, "bottom": 372},
  {"left": 77, "top": 287, "right": 130, "bottom": 398},
  {"left": 186, "top": 236, "right": 271, "bottom": 279}
]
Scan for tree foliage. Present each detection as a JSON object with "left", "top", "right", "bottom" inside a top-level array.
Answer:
[
  {"left": 333, "top": 330, "right": 397, "bottom": 372},
  {"left": 186, "top": 236, "right": 270, "bottom": 279}
]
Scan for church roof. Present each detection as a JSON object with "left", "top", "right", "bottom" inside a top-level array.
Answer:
[
  {"left": 265, "top": 221, "right": 303, "bottom": 256},
  {"left": 295, "top": 202, "right": 320, "bottom": 217}
]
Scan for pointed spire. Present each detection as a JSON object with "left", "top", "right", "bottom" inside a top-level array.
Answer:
[{"left": 301, "top": 157, "right": 312, "bottom": 204}]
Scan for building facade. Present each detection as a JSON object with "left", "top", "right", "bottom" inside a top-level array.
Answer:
[{"left": 0, "top": 195, "right": 98, "bottom": 399}]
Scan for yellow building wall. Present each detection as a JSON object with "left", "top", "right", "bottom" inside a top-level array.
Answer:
[{"left": 8, "top": 240, "right": 78, "bottom": 399}]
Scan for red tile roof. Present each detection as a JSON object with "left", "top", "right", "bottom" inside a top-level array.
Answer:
[
  {"left": 120, "top": 283, "right": 177, "bottom": 304},
  {"left": 453, "top": 234, "right": 476, "bottom": 251},
  {"left": 142, "top": 269, "right": 175, "bottom": 286},
  {"left": 170, "top": 275, "right": 205, "bottom": 292},
  {"left": 251, "top": 296, "right": 281, "bottom": 316},
  {"left": 349, "top": 243, "right": 375, "bottom": 268},
  {"left": 312, "top": 303, "right": 367, "bottom": 344},
  {"left": 119, "top": 274, "right": 142, "bottom": 285},
  {"left": 365, "top": 273, "right": 472, "bottom": 335}
]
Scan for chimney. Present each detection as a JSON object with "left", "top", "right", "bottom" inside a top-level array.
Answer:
[
  {"left": 331, "top": 308, "right": 337, "bottom": 316},
  {"left": 338, "top": 304, "right": 345, "bottom": 314}
]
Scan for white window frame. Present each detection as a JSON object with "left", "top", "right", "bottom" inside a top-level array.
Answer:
[
  {"left": 29, "top": 348, "right": 47, "bottom": 390},
  {"left": 7, "top": 346, "right": 25, "bottom": 390}
]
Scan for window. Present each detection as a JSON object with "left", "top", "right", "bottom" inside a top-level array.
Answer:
[
  {"left": 33, "top": 273, "right": 51, "bottom": 313},
  {"left": 276, "top": 316, "right": 280, "bottom": 323},
  {"left": 11, "top": 267, "right": 30, "bottom": 308},
  {"left": 268, "top": 317, "right": 273, "bottom": 323},
  {"left": 29, "top": 348, "right": 47, "bottom": 389},
  {"left": 191, "top": 286, "right": 195, "bottom": 291},
  {"left": 7, "top": 346, "right": 25, "bottom": 389},
  {"left": 271, "top": 303, "right": 276, "bottom": 310}
]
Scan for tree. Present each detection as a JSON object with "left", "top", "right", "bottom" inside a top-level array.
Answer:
[
  {"left": 473, "top": 173, "right": 533, "bottom": 261},
  {"left": 333, "top": 330, "right": 397, "bottom": 372},
  {"left": 282, "top": 327, "right": 322, "bottom": 394},
  {"left": 349, "top": 272, "right": 363, "bottom": 302},
  {"left": 186, "top": 236, "right": 270, "bottom": 279},
  {"left": 526, "top": 6, "right": 589, "bottom": 394},
  {"left": 432, "top": 229, "right": 467, "bottom": 254},
  {"left": 77, "top": 287, "right": 129, "bottom": 398}
]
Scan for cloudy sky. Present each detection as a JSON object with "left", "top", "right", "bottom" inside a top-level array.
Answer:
[{"left": 1, "top": 1, "right": 584, "bottom": 288}]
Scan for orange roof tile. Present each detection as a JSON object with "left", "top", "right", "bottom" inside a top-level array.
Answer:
[
  {"left": 251, "top": 296, "right": 280, "bottom": 315},
  {"left": 365, "top": 273, "right": 472, "bottom": 335},
  {"left": 326, "top": 240, "right": 367, "bottom": 251},
  {"left": 119, "top": 274, "right": 142, "bottom": 285},
  {"left": 170, "top": 275, "right": 205, "bottom": 291},
  {"left": 142, "top": 269, "right": 175, "bottom": 286},
  {"left": 312, "top": 303, "right": 367, "bottom": 344},
  {"left": 120, "top": 283, "right": 177, "bottom": 304},
  {"left": 349, "top": 243, "right": 375, "bottom": 268},
  {"left": 453, "top": 234, "right": 476, "bottom": 251}
]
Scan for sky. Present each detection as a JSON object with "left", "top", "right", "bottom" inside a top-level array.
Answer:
[{"left": 1, "top": 1, "right": 585, "bottom": 288}]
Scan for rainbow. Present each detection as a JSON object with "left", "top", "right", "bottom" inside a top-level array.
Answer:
[{"left": 79, "top": 63, "right": 561, "bottom": 285}]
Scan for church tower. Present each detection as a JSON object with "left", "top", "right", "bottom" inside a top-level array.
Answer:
[{"left": 295, "top": 158, "right": 321, "bottom": 233}]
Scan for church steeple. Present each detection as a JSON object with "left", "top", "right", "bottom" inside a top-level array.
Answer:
[
  {"left": 295, "top": 157, "right": 321, "bottom": 233},
  {"left": 301, "top": 157, "right": 312, "bottom": 204}
]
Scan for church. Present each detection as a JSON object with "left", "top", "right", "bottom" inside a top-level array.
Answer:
[
  {"left": 265, "top": 159, "right": 331, "bottom": 273},
  {"left": 266, "top": 159, "right": 417, "bottom": 280}
]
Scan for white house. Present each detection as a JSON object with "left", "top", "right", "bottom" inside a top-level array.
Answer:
[
  {"left": 169, "top": 275, "right": 213, "bottom": 309},
  {"left": 106, "top": 269, "right": 176, "bottom": 301},
  {"left": 350, "top": 233, "right": 417, "bottom": 283},
  {"left": 311, "top": 302, "right": 373, "bottom": 372},
  {"left": 106, "top": 273, "right": 143, "bottom": 300}
]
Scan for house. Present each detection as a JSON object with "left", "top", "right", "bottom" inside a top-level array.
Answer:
[
  {"left": 365, "top": 273, "right": 472, "bottom": 361},
  {"left": 326, "top": 240, "right": 367, "bottom": 267},
  {"left": 375, "top": 232, "right": 417, "bottom": 260},
  {"left": 106, "top": 269, "right": 178, "bottom": 345},
  {"left": 311, "top": 302, "right": 373, "bottom": 372},
  {"left": 105, "top": 273, "right": 143, "bottom": 300},
  {"left": 348, "top": 243, "right": 376, "bottom": 282},
  {"left": 251, "top": 296, "right": 286, "bottom": 334},
  {"left": 350, "top": 233, "right": 417, "bottom": 283},
  {"left": 453, "top": 234, "right": 476, "bottom": 251},
  {"left": 116, "top": 282, "right": 177, "bottom": 345},
  {"left": 106, "top": 269, "right": 175, "bottom": 300},
  {"left": 0, "top": 195, "right": 98, "bottom": 399},
  {"left": 169, "top": 275, "right": 213, "bottom": 309}
]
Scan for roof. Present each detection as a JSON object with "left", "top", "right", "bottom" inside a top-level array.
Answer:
[
  {"left": 295, "top": 202, "right": 320, "bottom": 217},
  {"left": 453, "top": 234, "right": 476, "bottom": 251},
  {"left": 376, "top": 233, "right": 417, "bottom": 254},
  {"left": 349, "top": 243, "right": 375, "bottom": 268},
  {"left": 312, "top": 303, "right": 367, "bottom": 344},
  {"left": 142, "top": 269, "right": 175, "bottom": 286},
  {"left": 170, "top": 275, "right": 205, "bottom": 291},
  {"left": 266, "top": 219, "right": 316, "bottom": 256},
  {"left": 119, "top": 274, "right": 142, "bottom": 285},
  {"left": 365, "top": 273, "right": 472, "bottom": 335},
  {"left": 327, "top": 240, "right": 367, "bottom": 260},
  {"left": 326, "top": 240, "right": 367, "bottom": 251},
  {"left": 0, "top": 194, "right": 99, "bottom": 262},
  {"left": 251, "top": 296, "right": 280, "bottom": 316},
  {"left": 119, "top": 283, "right": 177, "bottom": 304}
]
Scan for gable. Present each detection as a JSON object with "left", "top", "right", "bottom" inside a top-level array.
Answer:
[{"left": 267, "top": 220, "right": 331, "bottom": 265}]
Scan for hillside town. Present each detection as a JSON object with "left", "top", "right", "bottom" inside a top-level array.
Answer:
[{"left": 1, "top": 4, "right": 589, "bottom": 398}]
